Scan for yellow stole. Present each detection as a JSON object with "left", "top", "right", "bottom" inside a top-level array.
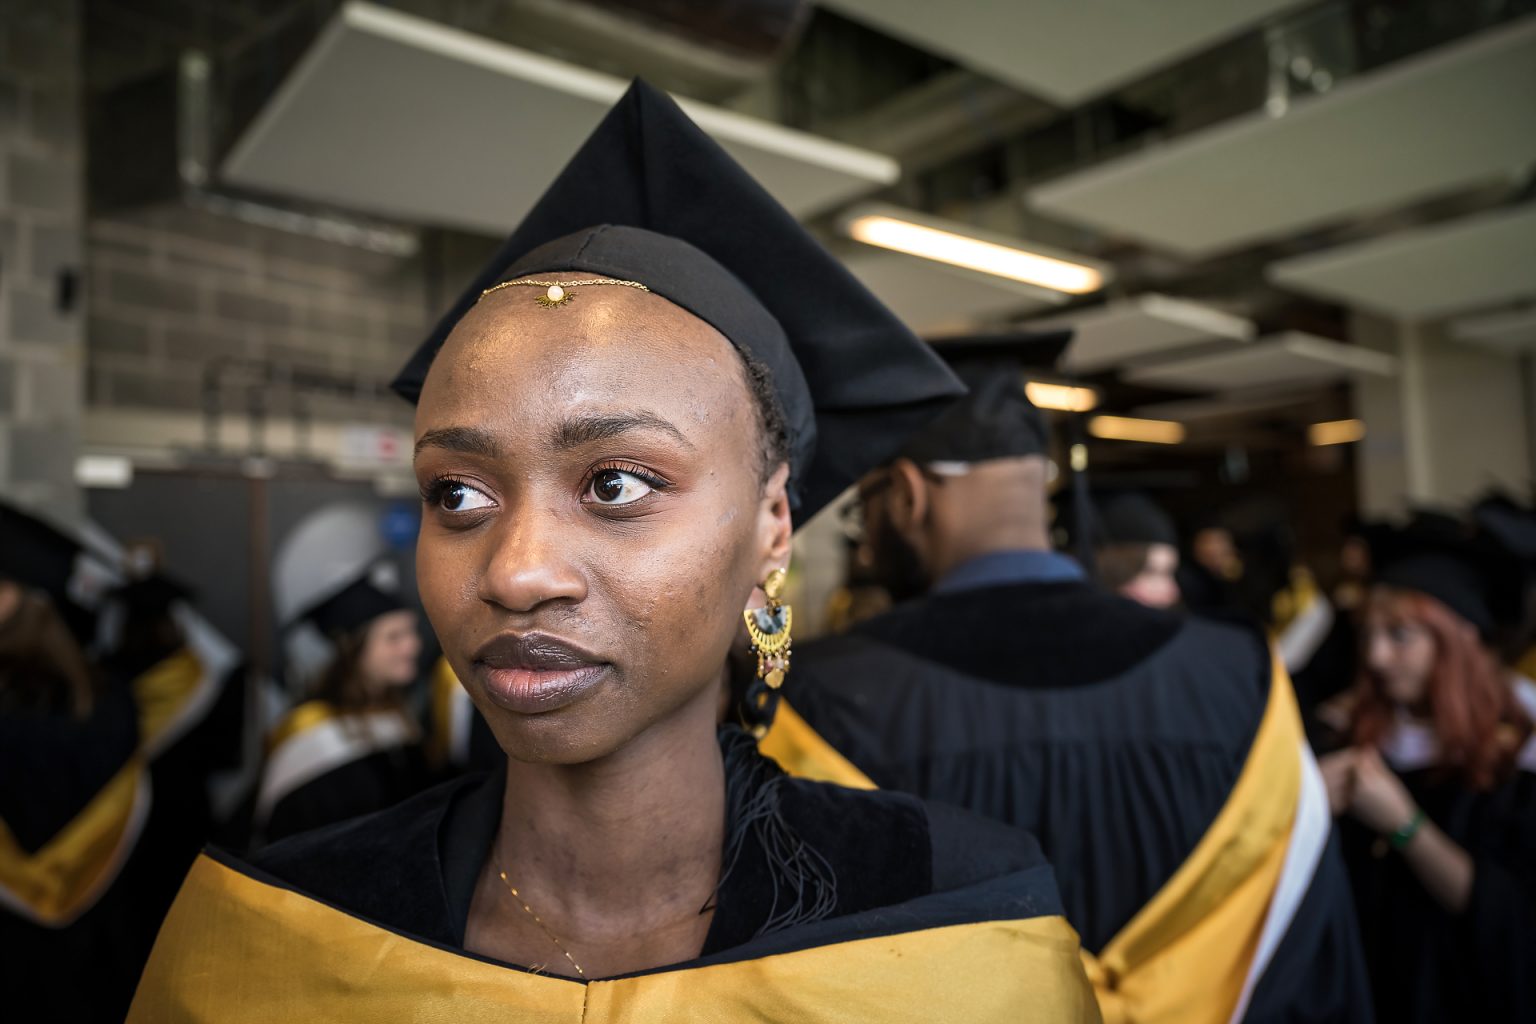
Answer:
[
  {"left": 266, "top": 699, "right": 342, "bottom": 754},
  {"left": 1518, "top": 644, "right": 1536, "bottom": 684},
  {"left": 425, "top": 656, "right": 465, "bottom": 770},
  {"left": 758, "top": 701, "right": 876, "bottom": 790},
  {"left": 0, "top": 649, "right": 206, "bottom": 926},
  {"left": 758, "top": 653, "right": 1305, "bottom": 1024},
  {"left": 1269, "top": 567, "right": 1320, "bottom": 636},
  {"left": 0, "top": 760, "right": 146, "bottom": 926},
  {"left": 132, "top": 648, "right": 209, "bottom": 752},
  {"left": 128, "top": 853, "right": 1101, "bottom": 1022}
]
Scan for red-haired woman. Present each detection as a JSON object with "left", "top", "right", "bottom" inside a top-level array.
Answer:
[{"left": 1319, "top": 526, "right": 1536, "bottom": 1023}]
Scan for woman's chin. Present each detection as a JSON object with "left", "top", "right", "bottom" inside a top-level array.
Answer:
[{"left": 484, "top": 706, "right": 633, "bottom": 766}]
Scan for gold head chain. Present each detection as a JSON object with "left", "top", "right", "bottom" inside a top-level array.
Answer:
[{"left": 480, "top": 278, "right": 650, "bottom": 309}]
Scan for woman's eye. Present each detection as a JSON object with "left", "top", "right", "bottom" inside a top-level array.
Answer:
[
  {"left": 587, "top": 469, "right": 654, "bottom": 506},
  {"left": 437, "top": 481, "right": 494, "bottom": 512}
]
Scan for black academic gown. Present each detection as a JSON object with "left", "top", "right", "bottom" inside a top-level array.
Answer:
[
  {"left": 254, "top": 704, "right": 432, "bottom": 846},
  {"left": 128, "top": 732, "right": 1100, "bottom": 1022},
  {"left": 111, "top": 635, "right": 249, "bottom": 905},
  {"left": 1292, "top": 611, "right": 1358, "bottom": 733},
  {"left": 1340, "top": 756, "right": 1536, "bottom": 1021},
  {"left": 777, "top": 579, "right": 1372, "bottom": 1023},
  {"left": 0, "top": 682, "right": 161, "bottom": 1024},
  {"left": 263, "top": 743, "right": 431, "bottom": 843}
]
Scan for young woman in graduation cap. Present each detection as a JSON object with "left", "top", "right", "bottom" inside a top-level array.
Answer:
[
  {"left": 128, "top": 82, "right": 1099, "bottom": 1022},
  {"left": 254, "top": 528, "right": 428, "bottom": 845},
  {"left": 1318, "top": 516, "right": 1536, "bottom": 1022}
]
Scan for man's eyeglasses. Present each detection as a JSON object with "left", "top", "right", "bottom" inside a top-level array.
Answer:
[{"left": 837, "top": 463, "right": 968, "bottom": 543}]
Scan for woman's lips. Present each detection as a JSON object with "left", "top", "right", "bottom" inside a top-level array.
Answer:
[
  {"left": 471, "top": 632, "right": 609, "bottom": 714},
  {"left": 478, "top": 663, "right": 608, "bottom": 714}
]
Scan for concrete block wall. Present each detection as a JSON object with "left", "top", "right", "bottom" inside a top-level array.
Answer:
[
  {"left": 0, "top": 0, "right": 86, "bottom": 513},
  {"left": 86, "top": 203, "right": 430, "bottom": 431}
]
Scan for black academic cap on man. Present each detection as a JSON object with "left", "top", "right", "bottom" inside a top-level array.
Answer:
[
  {"left": 392, "top": 80, "right": 963, "bottom": 523},
  {"left": 299, "top": 574, "right": 406, "bottom": 639},
  {"left": 895, "top": 329, "right": 1074, "bottom": 464},
  {"left": 1368, "top": 514, "right": 1523, "bottom": 638}
]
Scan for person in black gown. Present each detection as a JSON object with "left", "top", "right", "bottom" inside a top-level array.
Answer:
[
  {"left": 0, "top": 503, "right": 240, "bottom": 1023},
  {"left": 1057, "top": 490, "right": 1183, "bottom": 610},
  {"left": 127, "top": 82, "right": 1100, "bottom": 1022},
  {"left": 253, "top": 568, "right": 430, "bottom": 845},
  {"left": 1317, "top": 518, "right": 1536, "bottom": 1022},
  {"left": 763, "top": 336, "right": 1372, "bottom": 1023}
]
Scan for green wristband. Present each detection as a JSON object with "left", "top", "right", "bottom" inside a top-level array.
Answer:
[{"left": 1389, "top": 808, "right": 1426, "bottom": 851}]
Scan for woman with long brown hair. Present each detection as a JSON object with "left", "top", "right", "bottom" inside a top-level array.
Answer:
[
  {"left": 1319, "top": 520, "right": 1536, "bottom": 1022},
  {"left": 253, "top": 566, "right": 428, "bottom": 845}
]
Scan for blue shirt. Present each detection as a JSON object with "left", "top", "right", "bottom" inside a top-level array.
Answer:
[{"left": 933, "top": 549, "right": 1086, "bottom": 595}]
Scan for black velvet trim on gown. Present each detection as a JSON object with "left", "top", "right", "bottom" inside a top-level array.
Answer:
[{"left": 250, "top": 738, "right": 1053, "bottom": 970}]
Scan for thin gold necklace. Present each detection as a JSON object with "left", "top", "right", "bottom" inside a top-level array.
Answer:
[{"left": 494, "top": 864, "right": 587, "bottom": 979}]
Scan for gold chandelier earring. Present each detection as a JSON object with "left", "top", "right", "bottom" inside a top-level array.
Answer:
[{"left": 743, "top": 568, "right": 793, "bottom": 690}]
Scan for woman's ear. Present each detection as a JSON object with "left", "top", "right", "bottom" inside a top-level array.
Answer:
[{"left": 756, "top": 462, "right": 794, "bottom": 580}]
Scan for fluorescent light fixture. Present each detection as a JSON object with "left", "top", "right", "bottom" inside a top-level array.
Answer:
[
  {"left": 75, "top": 454, "right": 134, "bottom": 489},
  {"left": 842, "top": 205, "right": 1108, "bottom": 295},
  {"left": 1088, "top": 415, "right": 1186, "bottom": 444},
  {"left": 1308, "top": 419, "right": 1366, "bottom": 446},
  {"left": 1026, "top": 381, "right": 1100, "bottom": 412}
]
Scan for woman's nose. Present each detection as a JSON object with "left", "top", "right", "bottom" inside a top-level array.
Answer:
[{"left": 476, "top": 503, "right": 587, "bottom": 614}]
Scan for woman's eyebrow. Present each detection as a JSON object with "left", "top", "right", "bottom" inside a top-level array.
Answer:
[
  {"left": 551, "top": 412, "right": 695, "bottom": 452},
  {"left": 414, "top": 426, "right": 501, "bottom": 459}
]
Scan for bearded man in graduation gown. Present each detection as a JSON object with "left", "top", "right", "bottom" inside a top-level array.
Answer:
[{"left": 759, "top": 335, "right": 1373, "bottom": 1024}]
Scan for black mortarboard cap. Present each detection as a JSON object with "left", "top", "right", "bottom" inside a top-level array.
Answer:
[
  {"left": 392, "top": 80, "right": 963, "bottom": 522},
  {"left": 1472, "top": 490, "right": 1536, "bottom": 562},
  {"left": 0, "top": 500, "right": 105, "bottom": 646},
  {"left": 1369, "top": 513, "right": 1522, "bottom": 637},
  {"left": 301, "top": 575, "right": 406, "bottom": 638},
  {"left": 896, "top": 329, "right": 1074, "bottom": 464},
  {"left": 1100, "top": 492, "right": 1179, "bottom": 547},
  {"left": 1051, "top": 490, "right": 1179, "bottom": 549},
  {"left": 0, "top": 500, "right": 83, "bottom": 610}
]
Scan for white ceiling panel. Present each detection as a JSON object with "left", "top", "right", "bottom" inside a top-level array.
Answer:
[
  {"left": 1268, "top": 203, "right": 1536, "bottom": 318},
  {"left": 823, "top": 0, "right": 1305, "bottom": 105},
  {"left": 842, "top": 250, "right": 1065, "bottom": 333},
  {"left": 1028, "top": 293, "right": 1255, "bottom": 373},
  {"left": 1125, "top": 331, "right": 1398, "bottom": 390},
  {"left": 1450, "top": 307, "right": 1536, "bottom": 353},
  {"left": 223, "top": 2, "right": 898, "bottom": 232},
  {"left": 1027, "top": 19, "right": 1536, "bottom": 257}
]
